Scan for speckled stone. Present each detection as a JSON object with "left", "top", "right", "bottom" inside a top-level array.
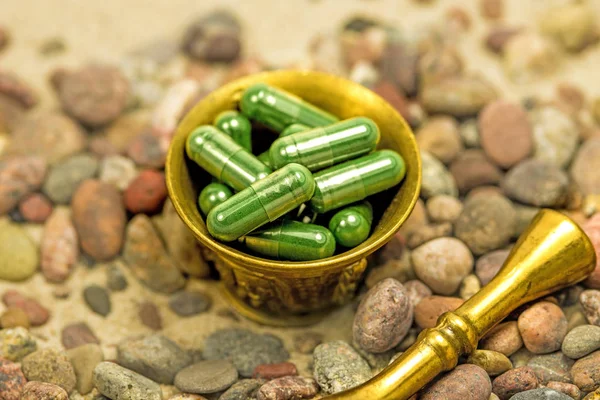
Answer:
[
  {"left": 572, "top": 350, "right": 600, "bottom": 392},
  {"left": 518, "top": 302, "right": 568, "bottom": 354},
  {"left": 93, "top": 361, "right": 162, "bottom": 400},
  {"left": 19, "top": 381, "right": 68, "bottom": 400},
  {"left": 421, "top": 364, "right": 492, "bottom": 400},
  {"left": 421, "top": 151, "right": 458, "bottom": 199},
  {"left": 174, "top": 360, "right": 238, "bottom": 394},
  {"left": 256, "top": 376, "right": 320, "bottom": 400},
  {"left": 481, "top": 321, "right": 524, "bottom": 357},
  {"left": 530, "top": 106, "right": 579, "bottom": 168},
  {"left": 467, "top": 350, "right": 513, "bottom": 376},
  {"left": 509, "top": 388, "right": 572, "bottom": 400},
  {"left": 219, "top": 379, "right": 264, "bottom": 400},
  {"left": 492, "top": 367, "right": 540, "bottom": 400},
  {"left": 0, "top": 358, "right": 26, "bottom": 400},
  {"left": 21, "top": 348, "right": 77, "bottom": 393},
  {"left": 580, "top": 290, "right": 600, "bottom": 326},
  {"left": 312, "top": 340, "right": 371, "bottom": 394},
  {"left": 527, "top": 352, "right": 574, "bottom": 384},
  {"left": 41, "top": 207, "right": 78, "bottom": 283},
  {"left": 562, "top": 325, "right": 600, "bottom": 359},
  {"left": 546, "top": 381, "right": 581, "bottom": 400},
  {"left": 502, "top": 159, "right": 569, "bottom": 208},
  {"left": 0, "top": 327, "right": 37, "bottom": 361}
]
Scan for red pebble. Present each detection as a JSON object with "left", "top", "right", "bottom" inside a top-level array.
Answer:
[
  {"left": 2, "top": 290, "right": 50, "bottom": 326},
  {"left": 18, "top": 193, "right": 53, "bottom": 223},
  {"left": 123, "top": 169, "right": 167, "bottom": 214},
  {"left": 253, "top": 362, "right": 298, "bottom": 380},
  {"left": 0, "top": 358, "right": 27, "bottom": 400}
]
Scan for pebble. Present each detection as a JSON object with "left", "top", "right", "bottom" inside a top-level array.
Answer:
[
  {"left": 580, "top": 290, "right": 600, "bottom": 325},
  {"left": 414, "top": 296, "right": 464, "bottom": 329},
  {"left": 253, "top": 362, "right": 298, "bottom": 380},
  {"left": 117, "top": 334, "right": 192, "bottom": 384},
  {"left": 365, "top": 248, "right": 414, "bottom": 288},
  {"left": 67, "top": 343, "right": 104, "bottom": 394},
  {"left": 0, "top": 308, "right": 29, "bottom": 329},
  {"left": 312, "top": 340, "right": 371, "bottom": 394},
  {"left": 459, "top": 119, "right": 480, "bottom": 148},
  {"left": 420, "top": 74, "right": 498, "bottom": 117},
  {"left": 481, "top": 321, "right": 524, "bottom": 356},
  {"left": 415, "top": 117, "right": 463, "bottom": 164},
  {"left": 419, "top": 45, "right": 464, "bottom": 81},
  {"left": 583, "top": 214, "right": 600, "bottom": 289},
  {"left": 492, "top": 367, "right": 540, "bottom": 400},
  {"left": 123, "top": 169, "right": 167, "bottom": 214},
  {"left": 123, "top": 214, "right": 185, "bottom": 293},
  {"left": 481, "top": 0, "right": 503, "bottom": 19},
  {"left": 93, "top": 361, "right": 163, "bottom": 400},
  {"left": 353, "top": 278, "right": 413, "bottom": 353},
  {"left": 527, "top": 352, "right": 574, "bottom": 384},
  {"left": 293, "top": 332, "right": 323, "bottom": 354},
  {"left": 139, "top": 301, "right": 162, "bottom": 331},
  {"left": 476, "top": 249, "right": 510, "bottom": 286},
  {"left": 203, "top": 328, "right": 289, "bottom": 378},
  {"left": 514, "top": 204, "right": 541, "bottom": 238},
  {"left": 562, "top": 325, "right": 600, "bottom": 359},
  {"left": 572, "top": 350, "right": 600, "bottom": 392},
  {"left": 43, "top": 154, "right": 99, "bottom": 204},
  {"left": 460, "top": 274, "right": 482, "bottom": 299},
  {"left": 455, "top": 195, "right": 516, "bottom": 255},
  {"left": 539, "top": 4, "right": 597, "bottom": 53},
  {"left": 503, "top": 32, "right": 561, "bottom": 84},
  {"left": 21, "top": 348, "right": 77, "bottom": 393},
  {"left": 380, "top": 35, "right": 419, "bottom": 96},
  {"left": 18, "top": 193, "right": 52, "bottom": 223},
  {"left": 426, "top": 195, "right": 463, "bottom": 223},
  {"left": 406, "top": 222, "right": 452, "bottom": 249},
  {"left": 404, "top": 279, "right": 432, "bottom": 306},
  {"left": 412, "top": 237, "right": 473, "bottom": 294},
  {"left": 372, "top": 81, "right": 410, "bottom": 121},
  {"left": 61, "top": 322, "right": 100, "bottom": 350},
  {"left": 257, "top": 376, "right": 320, "bottom": 400},
  {"left": 127, "top": 131, "right": 167, "bottom": 169},
  {"left": 72, "top": 179, "right": 126, "bottom": 261},
  {"left": 106, "top": 263, "right": 128, "bottom": 291},
  {"left": 485, "top": 26, "right": 523, "bottom": 54},
  {"left": 168, "top": 291, "right": 211, "bottom": 316},
  {"left": 8, "top": 112, "right": 86, "bottom": 164},
  {"left": 546, "top": 382, "right": 582, "bottom": 399},
  {"left": 468, "top": 350, "right": 513, "bottom": 376},
  {"left": 182, "top": 11, "right": 241, "bottom": 63},
  {"left": 168, "top": 394, "right": 207, "bottom": 400},
  {"left": 19, "top": 381, "right": 68, "bottom": 400},
  {"left": 220, "top": 379, "right": 264, "bottom": 400},
  {"left": 420, "top": 151, "right": 458, "bottom": 199},
  {"left": 450, "top": 150, "right": 503, "bottom": 194},
  {"left": 2, "top": 290, "right": 49, "bottom": 326},
  {"left": 41, "top": 208, "right": 78, "bottom": 282},
  {"left": 99, "top": 155, "right": 138, "bottom": 191},
  {"left": 479, "top": 101, "right": 533, "bottom": 168},
  {"left": 397, "top": 199, "right": 428, "bottom": 238},
  {"left": 52, "top": 285, "right": 71, "bottom": 299},
  {"left": 174, "top": 360, "right": 238, "bottom": 394},
  {"left": 571, "top": 137, "right": 600, "bottom": 195},
  {"left": 0, "top": 358, "right": 26, "bottom": 400},
  {"left": 0, "top": 156, "right": 47, "bottom": 215},
  {"left": 518, "top": 302, "right": 568, "bottom": 354},
  {"left": 502, "top": 159, "right": 569, "bottom": 207},
  {"left": 0, "top": 221, "right": 38, "bottom": 282},
  {"left": 57, "top": 64, "right": 130, "bottom": 127},
  {"left": 0, "top": 327, "right": 37, "bottom": 361},
  {"left": 421, "top": 364, "right": 491, "bottom": 400},
  {"left": 83, "top": 285, "right": 111, "bottom": 317},
  {"left": 529, "top": 106, "right": 579, "bottom": 169},
  {"left": 0, "top": 71, "right": 38, "bottom": 108},
  {"left": 510, "top": 388, "right": 572, "bottom": 400}
]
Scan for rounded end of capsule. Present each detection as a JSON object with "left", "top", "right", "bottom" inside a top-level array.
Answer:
[
  {"left": 206, "top": 204, "right": 239, "bottom": 242},
  {"left": 310, "top": 184, "right": 326, "bottom": 214},
  {"left": 329, "top": 210, "right": 371, "bottom": 248},
  {"left": 198, "top": 183, "right": 233, "bottom": 215},
  {"left": 185, "top": 125, "right": 217, "bottom": 163},
  {"left": 284, "top": 163, "right": 316, "bottom": 202},
  {"left": 213, "top": 110, "right": 238, "bottom": 126},
  {"left": 317, "top": 227, "right": 337, "bottom": 259},
  {"left": 269, "top": 137, "right": 298, "bottom": 170},
  {"left": 381, "top": 149, "right": 407, "bottom": 185},
  {"left": 240, "top": 83, "right": 269, "bottom": 118},
  {"left": 354, "top": 117, "right": 381, "bottom": 146}
]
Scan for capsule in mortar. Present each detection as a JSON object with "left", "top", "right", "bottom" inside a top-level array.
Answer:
[
  {"left": 214, "top": 110, "right": 253, "bottom": 152},
  {"left": 310, "top": 150, "right": 406, "bottom": 213},
  {"left": 241, "top": 220, "right": 336, "bottom": 261},
  {"left": 257, "top": 123, "right": 310, "bottom": 169},
  {"left": 207, "top": 163, "right": 315, "bottom": 241},
  {"left": 269, "top": 117, "right": 380, "bottom": 171},
  {"left": 198, "top": 182, "right": 233, "bottom": 215},
  {"left": 186, "top": 125, "right": 271, "bottom": 192},
  {"left": 240, "top": 83, "right": 339, "bottom": 132},
  {"left": 329, "top": 201, "right": 373, "bottom": 248}
]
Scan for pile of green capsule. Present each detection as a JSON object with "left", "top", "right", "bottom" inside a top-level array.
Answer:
[{"left": 185, "top": 83, "right": 406, "bottom": 261}]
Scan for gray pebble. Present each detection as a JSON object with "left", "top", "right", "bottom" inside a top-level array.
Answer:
[
  {"left": 168, "top": 291, "right": 211, "bottom": 316},
  {"left": 106, "top": 263, "right": 128, "bottom": 291},
  {"left": 83, "top": 285, "right": 111, "bottom": 316},
  {"left": 421, "top": 151, "right": 458, "bottom": 199},
  {"left": 43, "top": 154, "right": 99, "bottom": 204},
  {"left": 312, "top": 340, "right": 371, "bottom": 394},
  {"left": 530, "top": 106, "right": 579, "bottom": 168},
  {"left": 93, "top": 361, "right": 163, "bottom": 400},
  {"left": 561, "top": 325, "right": 600, "bottom": 359},
  {"left": 513, "top": 204, "right": 540, "bottom": 238},
  {"left": 527, "top": 352, "right": 574, "bottom": 384},
  {"left": 459, "top": 119, "right": 480, "bottom": 148},
  {"left": 174, "top": 360, "right": 238, "bottom": 394},
  {"left": 203, "top": 328, "right": 289, "bottom": 378},
  {"left": 502, "top": 159, "right": 569, "bottom": 207},
  {"left": 117, "top": 334, "right": 192, "bottom": 384},
  {"left": 509, "top": 388, "right": 571, "bottom": 400},
  {"left": 67, "top": 343, "right": 104, "bottom": 395},
  {"left": 219, "top": 379, "right": 264, "bottom": 400}
]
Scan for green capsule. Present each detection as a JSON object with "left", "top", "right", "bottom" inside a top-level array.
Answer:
[
  {"left": 240, "top": 83, "right": 339, "bottom": 132},
  {"left": 214, "top": 111, "right": 253, "bottom": 152},
  {"left": 257, "top": 151, "right": 273, "bottom": 169},
  {"left": 198, "top": 183, "right": 233, "bottom": 215},
  {"left": 329, "top": 202, "right": 373, "bottom": 247},
  {"left": 241, "top": 220, "right": 336, "bottom": 261},
  {"left": 269, "top": 117, "right": 380, "bottom": 171},
  {"left": 207, "top": 163, "right": 315, "bottom": 242},
  {"left": 186, "top": 125, "right": 271, "bottom": 192},
  {"left": 310, "top": 150, "right": 406, "bottom": 213},
  {"left": 256, "top": 124, "right": 310, "bottom": 169}
]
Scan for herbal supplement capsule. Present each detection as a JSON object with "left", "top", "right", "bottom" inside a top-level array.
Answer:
[
  {"left": 214, "top": 110, "right": 253, "bottom": 152},
  {"left": 186, "top": 125, "right": 271, "bottom": 192},
  {"left": 310, "top": 150, "right": 406, "bottom": 213},
  {"left": 207, "top": 163, "right": 315, "bottom": 242},
  {"left": 269, "top": 117, "right": 380, "bottom": 171},
  {"left": 240, "top": 83, "right": 339, "bottom": 132},
  {"left": 329, "top": 201, "right": 373, "bottom": 247},
  {"left": 241, "top": 220, "right": 336, "bottom": 261},
  {"left": 198, "top": 182, "right": 233, "bottom": 215},
  {"left": 256, "top": 124, "right": 310, "bottom": 169}
]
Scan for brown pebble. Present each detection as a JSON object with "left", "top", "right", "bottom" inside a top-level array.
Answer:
[
  {"left": 0, "top": 308, "right": 30, "bottom": 329},
  {"left": 546, "top": 381, "right": 582, "bottom": 399},
  {"left": 481, "top": 0, "right": 504, "bottom": 20},
  {"left": 518, "top": 302, "right": 568, "bottom": 354},
  {"left": 0, "top": 71, "right": 38, "bottom": 109},
  {"left": 293, "top": 332, "right": 323, "bottom": 354},
  {"left": 450, "top": 150, "right": 503, "bottom": 194},
  {"left": 41, "top": 208, "right": 78, "bottom": 283},
  {"left": 256, "top": 376, "right": 319, "bottom": 400},
  {"left": 426, "top": 195, "right": 463, "bottom": 223},
  {"left": 123, "top": 169, "right": 167, "bottom": 214},
  {"left": 18, "top": 193, "right": 53, "bottom": 223},
  {"left": 406, "top": 223, "right": 452, "bottom": 249},
  {"left": 61, "top": 322, "right": 100, "bottom": 350},
  {"left": 476, "top": 249, "right": 510, "bottom": 286},
  {"left": 71, "top": 179, "right": 126, "bottom": 261},
  {"left": 0, "top": 27, "right": 9, "bottom": 52},
  {"left": 572, "top": 350, "right": 600, "bottom": 392},
  {"left": 557, "top": 83, "right": 586, "bottom": 113},
  {"left": 2, "top": 290, "right": 50, "bottom": 326},
  {"left": 127, "top": 132, "right": 167, "bottom": 169},
  {"left": 19, "top": 381, "right": 68, "bottom": 400},
  {"left": 139, "top": 301, "right": 163, "bottom": 331},
  {"left": 372, "top": 80, "right": 410, "bottom": 121},
  {"left": 421, "top": 364, "right": 492, "bottom": 400},
  {"left": 0, "top": 358, "right": 26, "bottom": 400},
  {"left": 253, "top": 362, "right": 298, "bottom": 380},
  {"left": 446, "top": 7, "right": 472, "bottom": 32},
  {"left": 416, "top": 116, "right": 463, "bottom": 164},
  {"left": 468, "top": 350, "right": 513, "bottom": 376},
  {"left": 481, "top": 321, "right": 523, "bottom": 357},
  {"left": 492, "top": 367, "right": 540, "bottom": 400},
  {"left": 0, "top": 156, "right": 47, "bottom": 215},
  {"left": 580, "top": 290, "right": 600, "bottom": 325},
  {"left": 404, "top": 280, "right": 433, "bottom": 307},
  {"left": 414, "top": 296, "right": 464, "bottom": 329},
  {"left": 571, "top": 137, "right": 600, "bottom": 196},
  {"left": 485, "top": 27, "right": 523, "bottom": 54}
]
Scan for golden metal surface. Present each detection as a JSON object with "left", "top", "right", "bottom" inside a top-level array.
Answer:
[
  {"left": 165, "top": 70, "right": 421, "bottom": 325},
  {"left": 326, "top": 209, "right": 597, "bottom": 400}
]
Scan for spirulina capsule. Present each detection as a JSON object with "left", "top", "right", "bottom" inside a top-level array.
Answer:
[
  {"left": 269, "top": 117, "right": 380, "bottom": 171},
  {"left": 240, "top": 83, "right": 339, "bottom": 132},
  {"left": 214, "top": 110, "right": 253, "bottom": 152},
  {"left": 257, "top": 123, "right": 309, "bottom": 169},
  {"left": 207, "top": 163, "right": 315, "bottom": 242},
  {"left": 310, "top": 150, "right": 406, "bottom": 213},
  {"left": 198, "top": 182, "right": 233, "bottom": 215},
  {"left": 329, "top": 201, "right": 373, "bottom": 247},
  {"left": 241, "top": 220, "right": 336, "bottom": 261},
  {"left": 186, "top": 125, "right": 271, "bottom": 192}
]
